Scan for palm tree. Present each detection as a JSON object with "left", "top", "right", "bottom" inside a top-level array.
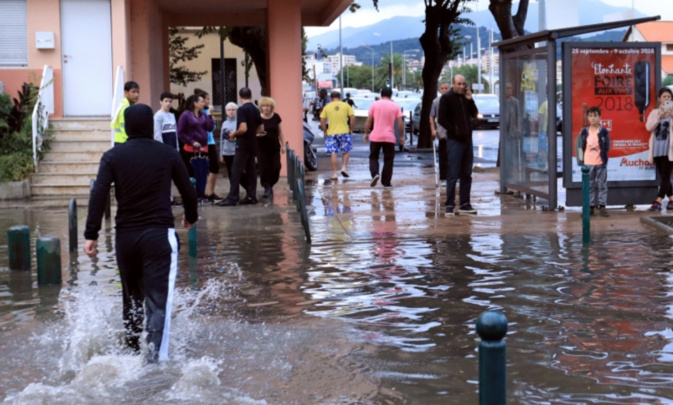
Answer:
[{"left": 375, "top": 54, "right": 404, "bottom": 89}]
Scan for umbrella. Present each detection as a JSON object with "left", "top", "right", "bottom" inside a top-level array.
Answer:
[{"left": 190, "top": 148, "right": 209, "bottom": 198}]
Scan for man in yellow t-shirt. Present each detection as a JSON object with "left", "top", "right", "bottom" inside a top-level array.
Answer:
[{"left": 320, "top": 91, "right": 355, "bottom": 180}]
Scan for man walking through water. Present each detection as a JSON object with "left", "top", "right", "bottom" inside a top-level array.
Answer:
[
  {"left": 438, "top": 74, "right": 479, "bottom": 216},
  {"left": 84, "top": 104, "right": 198, "bottom": 363},
  {"left": 320, "top": 91, "right": 355, "bottom": 180},
  {"left": 364, "top": 87, "right": 404, "bottom": 188}
]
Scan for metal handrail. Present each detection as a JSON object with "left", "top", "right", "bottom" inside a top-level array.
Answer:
[
  {"left": 31, "top": 65, "right": 54, "bottom": 171},
  {"left": 110, "top": 66, "right": 124, "bottom": 146}
]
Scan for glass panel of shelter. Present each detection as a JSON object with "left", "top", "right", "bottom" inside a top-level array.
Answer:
[{"left": 502, "top": 52, "right": 550, "bottom": 199}]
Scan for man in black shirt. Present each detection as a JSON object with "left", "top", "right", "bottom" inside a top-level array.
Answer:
[
  {"left": 84, "top": 104, "right": 198, "bottom": 363},
  {"left": 217, "top": 87, "right": 264, "bottom": 206},
  {"left": 437, "top": 74, "right": 479, "bottom": 216}
]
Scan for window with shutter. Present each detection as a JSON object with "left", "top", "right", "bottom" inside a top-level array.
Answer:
[{"left": 0, "top": 0, "right": 28, "bottom": 67}]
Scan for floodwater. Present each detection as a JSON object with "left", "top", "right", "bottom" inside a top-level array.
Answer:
[{"left": 1, "top": 193, "right": 673, "bottom": 404}]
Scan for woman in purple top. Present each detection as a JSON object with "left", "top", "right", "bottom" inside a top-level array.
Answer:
[{"left": 177, "top": 94, "right": 215, "bottom": 178}]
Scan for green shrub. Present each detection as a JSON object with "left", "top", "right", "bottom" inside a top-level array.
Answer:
[{"left": 0, "top": 82, "right": 49, "bottom": 182}]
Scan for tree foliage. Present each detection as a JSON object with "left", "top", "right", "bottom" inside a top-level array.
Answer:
[{"left": 169, "top": 27, "right": 208, "bottom": 86}]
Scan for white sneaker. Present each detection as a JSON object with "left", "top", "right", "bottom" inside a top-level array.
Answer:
[{"left": 370, "top": 174, "right": 380, "bottom": 187}]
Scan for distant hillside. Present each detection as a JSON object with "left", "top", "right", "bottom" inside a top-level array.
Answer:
[
  {"left": 307, "top": 0, "right": 643, "bottom": 52},
  {"left": 317, "top": 26, "right": 627, "bottom": 67}
]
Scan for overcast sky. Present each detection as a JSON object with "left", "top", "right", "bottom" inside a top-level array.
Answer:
[{"left": 305, "top": 0, "right": 673, "bottom": 37}]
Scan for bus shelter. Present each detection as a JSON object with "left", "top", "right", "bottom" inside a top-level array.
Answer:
[{"left": 493, "top": 16, "right": 659, "bottom": 210}]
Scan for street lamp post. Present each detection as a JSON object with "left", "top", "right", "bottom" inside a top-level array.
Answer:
[
  {"left": 361, "top": 44, "right": 375, "bottom": 92},
  {"left": 403, "top": 49, "right": 420, "bottom": 89}
]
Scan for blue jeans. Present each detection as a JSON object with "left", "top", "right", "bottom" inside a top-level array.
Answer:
[{"left": 445, "top": 139, "right": 473, "bottom": 208}]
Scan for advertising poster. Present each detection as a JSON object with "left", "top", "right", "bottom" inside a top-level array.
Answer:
[{"left": 568, "top": 44, "right": 658, "bottom": 183}]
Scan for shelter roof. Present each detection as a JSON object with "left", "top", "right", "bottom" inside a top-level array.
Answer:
[
  {"left": 623, "top": 21, "right": 673, "bottom": 43},
  {"left": 493, "top": 16, "right": 661, "bottom": 50}
]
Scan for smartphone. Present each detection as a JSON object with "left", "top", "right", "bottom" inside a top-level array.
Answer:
[{"left": 665, "top": 101, "right": 673, "bottom": 111}]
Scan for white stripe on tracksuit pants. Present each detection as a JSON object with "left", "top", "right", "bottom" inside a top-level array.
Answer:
[{"left": 116, "top": 227, "right": 178, "bottom": 362}]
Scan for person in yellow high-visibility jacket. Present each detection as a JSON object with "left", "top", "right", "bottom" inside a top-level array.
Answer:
[{"left": 111, "top": 81, "right": 140, "bottom": 145}]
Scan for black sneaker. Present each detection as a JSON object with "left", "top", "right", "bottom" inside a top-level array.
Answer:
[
  {"left": 370, "top": 174, "right": 380, "bottom": 187},
  {"left": 262, "top": 187, "right": 273, "bottom": 199},
  {"left": 239, "top": 197, "right": 258, "bottom": 205},
  {"left": 460, "top": 204, "right": 477, "bottom": 215},
  {"left": 216, "top": 198, "right": 237, "bottom": 207},
  {"left": 207, "top": 193, "right": 223, "bottom": 201},
  {"left": 445, "top": 206, "right": 455, "bottom": 216}
]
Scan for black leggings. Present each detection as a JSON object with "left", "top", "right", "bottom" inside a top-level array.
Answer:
[
  {"left": 654, "top": 156, "right": 673, "bottom": 199},
  {"left": 258, "top": 149, "right": 281, "bottom": 189}
]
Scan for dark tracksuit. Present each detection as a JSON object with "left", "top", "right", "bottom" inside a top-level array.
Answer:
[
  {"left": 84, "top": 104, "right": 198, "bottom": 362},
  {"left": 437, "top": 90, "right": 478, "bottom": 208}
]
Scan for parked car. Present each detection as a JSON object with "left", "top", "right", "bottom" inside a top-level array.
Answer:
[
  {"left": 472, "top": 94, "right": 500, "bottom": 129},
  {"left": 303, "top": 121, "right": 318, "bottom": 171},
  {"left": 395, "top": 97, "right": 422, "bottom": 132},
  {"left": 411, "top": 101, "right": 422, "bottom": 133},
  {"left": 351, "top": 96, "right": 376, "bottom": 132}
]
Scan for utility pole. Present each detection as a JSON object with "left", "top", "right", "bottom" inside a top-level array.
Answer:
[
  {"left": 339, "top": 15, "right": 344, "bottom": 96},
  {"left": 390, "top": 41, "right": 394, "bottom": 89}
]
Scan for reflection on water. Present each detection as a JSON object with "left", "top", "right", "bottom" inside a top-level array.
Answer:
[{"left": 1, "top": 205, "right": 673, "bottom": 403}]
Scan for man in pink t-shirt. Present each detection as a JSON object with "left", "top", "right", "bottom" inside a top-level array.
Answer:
[{"left": 364, "top": 87, "right": 404, "bottom": 187}]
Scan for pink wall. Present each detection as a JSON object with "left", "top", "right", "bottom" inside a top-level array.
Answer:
[
  {"left": 129, "top": 0, "right": 166, "bottom": 111},
  {"left": 268, "top": 0, "right": 304, "bottom": 173},
  {"left": 0, "top": 0, "right": 63, "bottom": 116}
]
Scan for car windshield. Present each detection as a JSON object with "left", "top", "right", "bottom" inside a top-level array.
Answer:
[
  {"left": 473, "top": 96, "right": 499, "bottom": 110},
  {"left": 352, "top": 98, "right": 375, "bottom": 111},
  {"left": 396, "top": 99, "right": 422, "bottom": 113}
]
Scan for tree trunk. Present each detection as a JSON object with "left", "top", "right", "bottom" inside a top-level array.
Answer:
[
  {"left": 417, "top": 4, "right": 456, "bottom": 149},
  {"left": 228, "top": 27, "right": 268, "bottom": 95}
]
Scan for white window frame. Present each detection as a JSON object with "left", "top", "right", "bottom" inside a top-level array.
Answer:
[{"left": 0, "top": 0, "right": 28, "bottom": 67}]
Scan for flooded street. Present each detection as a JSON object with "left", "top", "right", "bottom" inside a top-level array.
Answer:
[{"left": 1, "top": 135, "right": 673, "bottom": 403}]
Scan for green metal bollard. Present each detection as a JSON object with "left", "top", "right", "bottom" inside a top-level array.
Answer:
[
  {"left": 288, "top": 150, "right": 296, "bottom": 200},
  {"left": 189, "top": 177, "right": 197, "bottom": 258},
  {"left": 8, "top": 225, "right": 31, "bottom": 270},
  {"left": 69, "top": 198, "right": 77, "bottom": 253},
  {"left": 36, "top": 237, "right": 62, "bottom": 286},
  {"left": 582, "top": 165, "right": 590, "bottom": 245},
  {"left": 477, "top": 310, "right": 508, "bottom": 405}
]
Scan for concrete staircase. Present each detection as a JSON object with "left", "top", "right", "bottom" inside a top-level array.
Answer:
[{"left": 31, "top": 118, "right": 111, "bottom": 197}]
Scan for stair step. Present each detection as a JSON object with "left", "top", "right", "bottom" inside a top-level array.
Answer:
[
  {"left": 41, "top": 150, "right": 106, "bottom": 161},
  {"left": 32, "top": 173, "right": 98, "bottom": 186},
  {"left": 37, "top": 162, "right": 101, "bottom": 174},
  {"left": 31, "top": 184, "right": 93, "bottom": 196},
  {"left": 48, "top": 140, "right": 110, "bottom": 153},
  {"left": 52, "top": 130, "right": 111, "bottom": 142},
  {"left": 50, "top": 118, "right": 111, "bottom": 131}
]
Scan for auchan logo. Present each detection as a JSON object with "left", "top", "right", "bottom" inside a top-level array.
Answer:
[{"left": 620, "top": 157, "right": 652, "bottom": 167}]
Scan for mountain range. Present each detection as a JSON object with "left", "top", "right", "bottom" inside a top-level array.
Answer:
[{"left": 306, "top": 0, "right": 644, "bottom": 52}]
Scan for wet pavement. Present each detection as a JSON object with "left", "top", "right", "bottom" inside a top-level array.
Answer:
[{"left": 1, "top": 125, "right": 673, "bottom": 404}]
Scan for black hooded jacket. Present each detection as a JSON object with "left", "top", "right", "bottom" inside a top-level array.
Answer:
[
  {"left": 85, "top": 104, "right": 198, "bottom": 240},
  {"left": 437, "top": 90, "right": 478, "bottom": 144}
]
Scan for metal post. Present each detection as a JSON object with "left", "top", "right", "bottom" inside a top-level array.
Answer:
[
  {"left": 189, "top": 177, "right": 197, "bottom": 258},
  {"left": 476, "top": 310, "right": 508, "bottom": 405},
  {"left": 582, "top": 165, "right": 590, "bottom": 245},
  {"left": 36, "top": 237, "right": 62, "bottom": 286},
  {"left": 409, "top": 110, "right": 414, "bottom": 147},
  {"left": 288, "top": 149, "right": 296, "bottom": 199},
  {"left": 8, "top": 225, "right": 31, "bottom": 270},
  {"left": 68, "top": 198, "right": 77, "bottom": 253}
]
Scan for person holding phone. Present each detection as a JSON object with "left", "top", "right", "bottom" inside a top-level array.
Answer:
[
  {"left": 437, "top": 74, "right": 479, "bottom": 216},
  {"left": 646, "top": 87, "right": 673, "bottom": 211}
]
